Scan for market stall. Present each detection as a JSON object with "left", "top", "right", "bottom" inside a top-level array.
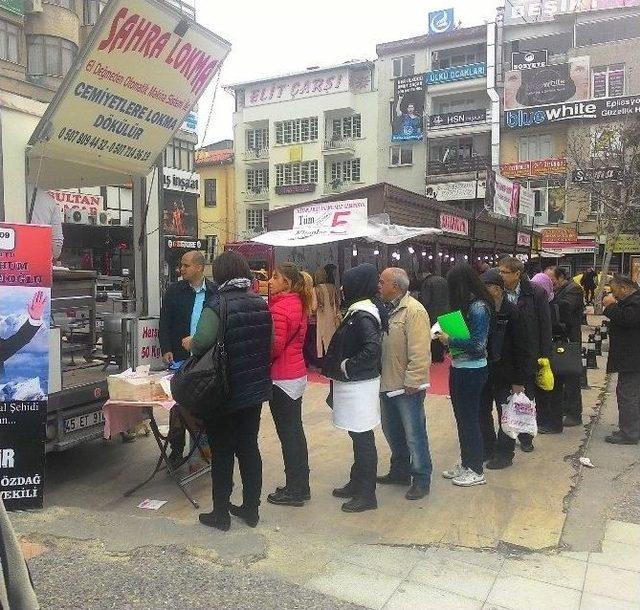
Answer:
[{"left": 260, "top": 183, "right": 531, "bottom": 279}]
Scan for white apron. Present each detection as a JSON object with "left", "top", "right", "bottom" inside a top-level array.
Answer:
[{"left": 331, "top": 377, "right": 381, "bottom": 433}]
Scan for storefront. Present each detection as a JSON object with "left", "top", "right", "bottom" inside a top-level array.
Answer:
[{"left": 266, "top": 183, "right": 531, "bottom": 279}]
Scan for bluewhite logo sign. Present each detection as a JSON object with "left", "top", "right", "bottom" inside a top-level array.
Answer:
[
  {"left": 425, "top": 63, "right": 486, "bottom": 86},
  {"left": 428, "top": 9, "right": 455, "bottom": 35}
]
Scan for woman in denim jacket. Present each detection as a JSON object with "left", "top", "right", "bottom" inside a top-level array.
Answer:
[{"left": 438, "top": 263, "right": 494, "bottom": 487}]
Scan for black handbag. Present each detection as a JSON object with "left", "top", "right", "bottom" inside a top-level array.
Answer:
[
  {"left": 170, "top": 295, "right": 230, "bottom": 418},
  {"left": 549, "top": 340, "right": 582, "bottom": 378}
]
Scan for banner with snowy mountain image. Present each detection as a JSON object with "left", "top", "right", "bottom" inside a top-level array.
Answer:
[{"left": 0, "top": 222, "right": 52, "bottom": 510}]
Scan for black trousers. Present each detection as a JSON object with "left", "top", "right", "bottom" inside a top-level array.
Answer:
[
  {"left": 348, "top": 430, "right": 377, "bottom": 501},
  {"left": 479, "top": 378, "right": 512, "bottom": 460},
  {"left": 205, "top": 405, "right": 262, "bottom": 513},
  {"left": 558, "top": 375, "right": 583, "bottom": 422},
  {"left": 270, "top": 385, "right": 310, "bottom": 494}
]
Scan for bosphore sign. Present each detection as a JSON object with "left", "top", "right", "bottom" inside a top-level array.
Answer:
[{"left": 29, "top": 0, "right": 230, "bottom": 178}]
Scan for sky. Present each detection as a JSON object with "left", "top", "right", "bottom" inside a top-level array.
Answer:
[{"left": 193, "top": 0, "right": 502, "bottom": 146}]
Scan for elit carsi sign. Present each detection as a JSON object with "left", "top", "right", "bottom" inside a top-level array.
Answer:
[{"left": 504, "top": 95, "right": 640, "bottom": 129}]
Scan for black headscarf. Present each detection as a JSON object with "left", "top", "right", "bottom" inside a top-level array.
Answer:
[{"left": 342, "top": 263, "right": 389, "bottom": 332}]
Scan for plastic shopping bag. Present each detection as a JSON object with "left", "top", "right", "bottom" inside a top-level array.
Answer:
[
  {"left": 501, "top": 392, "right": 537, "bottom": 439},
  {"left": 536, "top": 357, "right": 555, "bottom": 391}
]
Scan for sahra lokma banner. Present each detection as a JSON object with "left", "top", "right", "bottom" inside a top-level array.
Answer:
[{"left": 0, "top": 223, "right": 52, "bottom": 510}]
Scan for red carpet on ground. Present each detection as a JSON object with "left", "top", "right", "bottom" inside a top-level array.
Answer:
[{"left": 307, "top": 357, "right": 451, "bottom": 397}]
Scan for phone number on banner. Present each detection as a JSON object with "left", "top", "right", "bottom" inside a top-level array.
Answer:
[{"left": 57, "top": 127, "right": 153, "bottom": 162}]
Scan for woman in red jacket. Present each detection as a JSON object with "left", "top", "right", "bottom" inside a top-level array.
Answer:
[{"left": 266, "top": 262, "right": 314, "bottom": 507}]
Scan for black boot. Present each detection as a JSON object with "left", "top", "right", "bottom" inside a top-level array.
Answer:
[
  {"left": 405, "top": 482, "right": 430, "bottom": 500},
  {"left": 198, "top": 510, "right": 231, "bottom": 531},
  {"left": 332, "top": 482, "right": 356, "bottom": 498},
  {"left": 376, "top": 472, "right": 411, "bottom": 486},
  {"left": 275, "top": 485, "right": 311, "bottom": 501},
  {"left": 267, "top": 488, "right": 306, "bottom": 507},
  {"left": 229, "top": 504, "right": 259, "bottom": 527},
  {"left": 341, "top": 496, "right": 377, "bottom": 513}
]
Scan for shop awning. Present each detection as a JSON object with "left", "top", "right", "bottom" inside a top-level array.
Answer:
[
  {"left": 541, "top": 240, "right": 597, "bottom": 256},
  {"left": 252, "top": 213, "right": 442, "bottom": 247}
]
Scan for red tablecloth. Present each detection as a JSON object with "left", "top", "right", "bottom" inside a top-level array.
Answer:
[{"left": 102, "top": 400, "right": 174, "bottom": 439}]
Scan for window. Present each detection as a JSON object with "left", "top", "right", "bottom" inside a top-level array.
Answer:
[
  {"left": 274, "top": 117, "right": 318, "bottom": 144},
  {"left": 592, "top": 64, "right": 624, "bottom": 99},
  {"left": 432, "top": 45, "right": 484, "bottom": 69},
  {"left": 518, "top": 135, "right": 553, "bottom": 161},
  {"left": 246, "top": 209, "right": 266, "bottom": 232},
  {"left": 576, "top": 16, "right": 640, "bottom": 47},
  {"left": 84, "top": 0, "right": 108, "bottom": 25},
  {"left": 246, "top": 128, "right": 269, "bottom": 150},
  {"left": 390, "top": 146, "right": 413, "bottom": 166},
  {"left": 0, "top": 20, "right": 20, "bottom": 64},
  {"left": 392, "top": 55, "right": 415, "bottom": 78},
  {"left": 204, "top": 179, "right": 217, "bottom": 207},
  {"left": 162, "top": 0, "right": 196, "bottom": 19},
  {"left": 163, "top": 139, "right": 195, "bottom": 171},
  {"left": 275, "top": 161, "right": 318, "bottom": 186},
  {"left": 438, "top": 98, "right": 476, "bottom": 114},
  {"left": 331, "top": 115, "right": 362, "bottom": 140},
  {"left": 328, "top": 159, "right": 361, "bottom": 184},
  {"left": 27, "top": 36, "right": 77, "bottom": 78},
  {"left": 45, "top": 0, "right": 75, "bottom": 9},
  {"left": 429, "top": 137, "right": 474, "bottom": 162},
  {"left": 591, "top": 127, "right": 622, "bottom": 159},
  {"left": 205, "top": 235, "right": 217, "bottom": 263},
  {"left": 246, "top": 168, "right": 269, "bottom": 191}
]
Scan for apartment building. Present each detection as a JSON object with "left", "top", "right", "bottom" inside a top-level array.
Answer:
[
  {"left": 376, "top": 23, "right": 499, "bottom": 212},
  {"left": 226, "top": 61, "right": 377, "bottom": 239},
  {"left": 500, "top": 1, "right": 640, "bottom": 272}
]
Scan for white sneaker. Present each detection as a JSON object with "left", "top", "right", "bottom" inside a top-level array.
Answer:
[
  {"left": 442, "top": 464, "right": 465, "bottom": 479},
  {"left": 452, "top": 468, "right": 487, "bottom": 487}
]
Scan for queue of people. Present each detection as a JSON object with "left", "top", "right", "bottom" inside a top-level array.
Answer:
[{"left": 159, "top": 249, "right": 636, "bottom": 531}]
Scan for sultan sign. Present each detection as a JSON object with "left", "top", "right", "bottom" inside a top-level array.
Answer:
[
  {"left": 439, "top": 213, "right": 469, "bottom": 236},
  {"left": 505, "top": 94, "right": 640, "bottom": 129},
  {"left": 29, "top": 0, "right": 230, "bottom": 181}
]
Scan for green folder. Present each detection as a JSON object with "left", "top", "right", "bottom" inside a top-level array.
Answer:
[{"left": 437, "top": 310, "right": 470, "bottom": 357}]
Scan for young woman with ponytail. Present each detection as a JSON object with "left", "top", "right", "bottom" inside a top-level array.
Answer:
[{"left": 266, "top": 262, "right": 314, "bottom": 507}]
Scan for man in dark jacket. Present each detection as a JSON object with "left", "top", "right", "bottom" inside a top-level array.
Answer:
[
  {"left": 549, "top": 267, "right": 585, "bottom": 430},
  {"left": 479, "top": 269, "right": 533, "bottom": 470},
  {"left": 159, "top": 250, "right": 217, "bottom": 464},
  {"left": 419, "top": 270, "right": 449, "bottom": 363},
  {"left": 603, "top": 274, "right": 640, "bottom": 445},
  {"left": 580, "top": 267, "right": 597, "bottom": 304},
  {"left": 498, "top": 257, "right": 553, "bottom": 453}
]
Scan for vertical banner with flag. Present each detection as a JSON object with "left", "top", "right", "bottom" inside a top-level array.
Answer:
[
  {"left": 0, "top": 223, "right": 52, "bottom": 510},
  {"left": 391, "top": 75, "right": 425, "bottom": 142},
  {"left": 488, "top": 172, "right": 520, "bottom": 218},
  {"left": 519, "top": 186, "right": 536, "bottom": 218}
]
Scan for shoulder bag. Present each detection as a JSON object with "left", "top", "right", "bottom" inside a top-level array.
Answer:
[
  {"left": 549, "top": 339, "right": 582, "bottom": 379},
  {"left": 170, "top": 295, "right": 230, "bottom": 418}
]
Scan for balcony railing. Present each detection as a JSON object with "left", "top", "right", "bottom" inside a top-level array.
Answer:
[
  {"left": 244, "top": 186, "right": 270, "bottom": 201},
  {"left": 244, "top": 147, "right": 269, "bottom": 162},
  {"left": 323, "top": 138, "right": 356, "bottom": 153},
  {"left": 427, "top": 156, "right": 490, "bottom": 176},
  {"left": 324, "top": 180, "right": 359, "bottom": 194}
]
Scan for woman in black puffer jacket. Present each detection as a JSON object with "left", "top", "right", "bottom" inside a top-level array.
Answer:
[{"left": 323, "top": 263, "right": 387, "bottom": 513}]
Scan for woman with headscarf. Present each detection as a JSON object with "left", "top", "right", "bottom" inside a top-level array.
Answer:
[
  {"left": 531, "top": 272, "right": 555, "bottom": 303},
  {"left": 322, "top": 263, "right": 386, "bottom": 513}
]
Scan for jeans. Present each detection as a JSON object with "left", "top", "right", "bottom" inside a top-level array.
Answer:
[
  {"left": 347, "top": 430, "right": 377, "bottom": 501},
  {"left": 205, "top": 405, "right": 262, "bottom": 513},
  {"left": 270, "top": 385, "right": 310, "bottom": 494},
  {"left": 380, "top": 390, "right": 432, "bottom": 486},
  {"left": 617, "top": 371, "right": 640, "bottom": 441},
  {"left": 479, "top": 379, "right": 511, "bottom": 460},
  {"left": 449, "top": 366, "right": 488, "bottom": 475}
]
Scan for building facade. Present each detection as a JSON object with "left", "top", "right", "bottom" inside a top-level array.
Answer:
[
  {"left": 500, "top": 2, "right": 640, "bottom": 272},
  {"left": 227, "top": 61, "right": 378, "bottom": 239},
  {"left": 376, "top": 24, "right": 500, "bottom": 213},
  {"left": 195, "top": 139, "right": 235, "bottom": 263}
]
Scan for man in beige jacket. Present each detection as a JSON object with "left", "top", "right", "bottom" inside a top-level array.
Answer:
[{"left": 377, "top": 268, "right": 432, "bottom": 500}]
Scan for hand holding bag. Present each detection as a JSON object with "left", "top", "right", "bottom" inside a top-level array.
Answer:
[
  {"left": 501, "top": 392, "right": 537, "bottom": 439},
  {"left": 170, "top": 295, "right": 230, "bottom": 418}
]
